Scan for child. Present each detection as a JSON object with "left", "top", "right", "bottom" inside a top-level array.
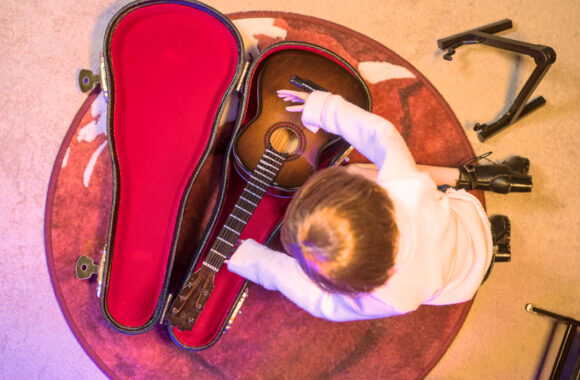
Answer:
[{"left": 227, "top": 90, "right": 530, "bottom": 322}]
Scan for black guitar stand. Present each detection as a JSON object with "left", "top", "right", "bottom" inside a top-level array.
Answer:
[
  {"left": 525, "top": 304, "right": 580, "bottom": 379},
  {"left": 437, "top": 19, "right": 556, "bottom": 141}
]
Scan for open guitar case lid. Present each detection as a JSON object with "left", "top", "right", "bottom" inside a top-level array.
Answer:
[{"left": 77, "top": 0, "right": 372, "bottom": 350}]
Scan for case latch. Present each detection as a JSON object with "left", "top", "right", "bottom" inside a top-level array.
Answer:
[
  {"left": 75, "top": 247, "right": 107, "bottom": 298},
  {"left": 78, "top": 69, "right": 100, "bottom": 93},
  {"left": 75, "top": 255, "right": 99, "bottom": 279},
  {"left": 77, "top": 53, "right": 109, "bottom": 102}
]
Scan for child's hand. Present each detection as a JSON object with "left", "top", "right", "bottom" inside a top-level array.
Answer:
[
  {"left": 277, "top": 89, "right": 320, "bottom": 133},
  {"left": 277, "top": 89, "right": 308, "bottom": 112}
]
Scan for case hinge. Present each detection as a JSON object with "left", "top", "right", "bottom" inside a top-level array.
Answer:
[
  {"left": 224, "top": 288, "right": 249, "bottom": 333},
  {"left": 75, "top": 246, "right": 107, "bottom": 298},
  {"left": 99, "top": 53, "right": 109, "bottom": 103},
  {"left": 160, "top": 293, "right": 173, "bottom": 325},
  {"left": 235, "top": 61, "right": 250, "bottom": 93},
  {"left": 331, "top": 145, "right": 354, "bottom": 166}
]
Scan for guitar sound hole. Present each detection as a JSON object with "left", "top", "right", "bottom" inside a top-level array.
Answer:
[
  {"left": 271, "top": 128, "right": 299, "bottom": 153},
  {"left": 265, "top": 122, "right": 305, "bottom": 160}
]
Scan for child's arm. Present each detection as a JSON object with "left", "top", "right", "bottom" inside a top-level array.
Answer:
[
  {"left": 228, "top": 239, "right": 402, "bottom": 322},
  {"left": 280, "top": 90, "right": 419, "bottom": 181}
]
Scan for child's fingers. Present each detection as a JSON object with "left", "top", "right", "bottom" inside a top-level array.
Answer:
[
  {"left": 279, "top": 94, "right": 302, "bottom": 103},
  {"left": 277, "top": 89, "right": 308, "bottom": 102},
  {"left": 277, "top": 89, "right": 302, "bottom": 97},
  {"left": 285, "top": 105, "right": 305, "bottom": 112},
  {"left": 303, "top": 124, "right": 320, "bottom": 134},
  {"left": 281, "top": 96, "right": 303, "bottom": 104}
]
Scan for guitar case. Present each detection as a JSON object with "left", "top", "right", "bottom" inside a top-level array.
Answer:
[{"left": 76, "top": 0, "right": 372, "bottom": 350}]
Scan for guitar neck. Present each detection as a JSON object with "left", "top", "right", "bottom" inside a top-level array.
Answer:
[
  {"left": 167, "top": 148, "right": 287, "bottom": 330},
  {"left": 202, "top": 148, "right": 286, "bottom": 272}
]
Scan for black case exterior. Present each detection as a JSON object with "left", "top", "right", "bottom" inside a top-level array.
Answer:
[{"left": 97, "top": 0, "right": 245, "bottom": 333}]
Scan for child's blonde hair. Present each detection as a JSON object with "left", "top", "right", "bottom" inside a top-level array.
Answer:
[{"left": 281, "top": 166, "right": 398, "bottom": 294}]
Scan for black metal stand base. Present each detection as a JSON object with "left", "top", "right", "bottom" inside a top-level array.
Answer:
[
  {"left": 437, "top": 19, "right": 556, "bottom": 141},
  {"left": 526, "top": 304, "right": 580, "bottom": 380}
]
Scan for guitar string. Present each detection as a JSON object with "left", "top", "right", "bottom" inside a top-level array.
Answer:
[
  {"left": 172, "top": 133, "right": 292, "bottom": 322},
  {"left": 208, "top": 171, "right": 267, "bottom": 268},
  {"left": 205, "top": 150, "right": 283, "bottom": 269},
  {"left": 205, "top": 135, "right": 289, "bottom": 270},
  {"left": 212, "top": 151, "right": 283, "bottom": 256}
]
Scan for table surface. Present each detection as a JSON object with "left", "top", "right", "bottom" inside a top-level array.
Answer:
[{"left": 45, "top": 10, "right": 481, "bottom": 379}]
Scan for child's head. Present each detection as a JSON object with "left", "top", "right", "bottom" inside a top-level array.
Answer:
[{"left": 281, "top": 166, "right": 398, "bottom": 294}]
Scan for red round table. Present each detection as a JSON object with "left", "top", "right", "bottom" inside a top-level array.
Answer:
[{"left": 45, "top": 11, "right": 483, "bottom": 379}]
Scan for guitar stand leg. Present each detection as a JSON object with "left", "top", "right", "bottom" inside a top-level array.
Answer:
[
  {"left": 437, "top": 19, "right": 557, "bottom": 141},
  {"left": 525, "top": 304, "right": 580, "bottom": 380}
]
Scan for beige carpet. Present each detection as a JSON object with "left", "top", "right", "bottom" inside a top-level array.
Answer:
[{"left": 1, "top": 0, "right": 578, "bottom": 379}]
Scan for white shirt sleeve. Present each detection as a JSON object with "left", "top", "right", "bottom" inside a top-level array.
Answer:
[
  {"left": 302, "top": 91, "right": 420, "bottom": 182},
  {"left": 228, "top": 239, "right": 402, "bottom": 321}
]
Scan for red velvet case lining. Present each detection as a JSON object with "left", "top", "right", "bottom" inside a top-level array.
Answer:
[{"left": 104, "top": 3, "right": 241, "bottom": 328}]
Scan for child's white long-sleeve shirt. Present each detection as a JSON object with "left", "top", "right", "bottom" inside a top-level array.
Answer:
[{"left": 228, "top": 91, "right": 493, "bottom": 322}]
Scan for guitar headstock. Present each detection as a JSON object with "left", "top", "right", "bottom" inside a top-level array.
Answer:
[{"left": 166, "top": 269, "right": 215, "bottom": 331}]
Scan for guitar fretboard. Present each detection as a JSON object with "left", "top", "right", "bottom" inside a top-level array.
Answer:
[{"left": 202, "top": 148, "right": 286, "bottom": 272}]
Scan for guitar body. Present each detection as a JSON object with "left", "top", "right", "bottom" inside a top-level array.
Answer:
[{"left": 234, "top": 49, "right": 370, "bottom": 193}]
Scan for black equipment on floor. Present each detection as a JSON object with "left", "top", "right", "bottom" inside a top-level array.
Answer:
[{"left": 437, "top": 19, "right": 556, "bottom": 142}]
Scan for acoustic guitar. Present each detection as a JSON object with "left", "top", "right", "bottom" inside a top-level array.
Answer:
[{"left": 166, "top": 49, "right": 369, "bottom": 331}]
